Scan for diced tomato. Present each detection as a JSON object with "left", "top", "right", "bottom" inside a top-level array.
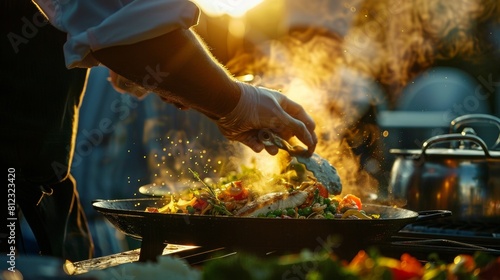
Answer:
[
  {"left": 339, "top": 194, "right": 362, "bottom": 210},
  {"left": 192, "top": 198, "right": 208, "bottom": 211},
  {"left": 390, "top": 253, "right": 423, "bottom": 280},
  {"left": 223, "top": 181, "right": 249, "bottom": 200},
  {"left": 390, "top": 267, "right": 423, "bottom": 280},
  {"left": 315, "top": 183, "right": 329, "bottom": 198},
  {"left": 145, "top": 207, "right": 159, "bottom": 213},
  {"left": 373, "top": 254, "right": 423, "bottom": 280}
]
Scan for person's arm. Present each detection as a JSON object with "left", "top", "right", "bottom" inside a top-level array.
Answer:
[
  {"left": 92, "top": 28, "right": 239, "bottom": 120},
  {"left": 92, "top": 27, "right": 317, "bottom": 155},
  {"left": 32, "top": 0, "right": 316, "bottom": 154}
]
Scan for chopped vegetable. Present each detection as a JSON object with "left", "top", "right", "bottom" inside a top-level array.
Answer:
[
  {"left": 186, "top": 205, "right": 195, "bottom": 214},
  {"left": 339, "top": 194, "right": 362, "bottom": 211},
  {"left": 145, "top": 207, "right": 159, "bottom": 213},
  {"left": 189, "top": 168, "right": 233, "bottom": 216},
  {"left": 342, "top": 209, "right": 372, "bottom": 219},
  {"left": 157, "top": 195, "right": 177, "bottom": 213},
  {"left": 222, "top": 181, "right": 248, "bottom": 200},
  {"left": 314, "top": 183, "right": 329, "bottom": 199},
  {"left": 202, "top": 249, "right": 500, "bottom": 280},
  {"left": 192, "top": 197, "right": 208, "bottom": 211},
  {"left": 143, "top": 173, "right": 374, "bottom": 220}
]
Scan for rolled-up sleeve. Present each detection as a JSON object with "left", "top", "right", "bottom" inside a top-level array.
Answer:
[{"left": 33, "top": 0, "right": 200, "bottom": 68}]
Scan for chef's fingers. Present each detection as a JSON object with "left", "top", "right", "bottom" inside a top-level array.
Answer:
[
  {"left": 239, "top": 134, "right": 279, "bottom": 155},
  {"left": 278, "top": 99, "right": 318, "bottom": 156}
]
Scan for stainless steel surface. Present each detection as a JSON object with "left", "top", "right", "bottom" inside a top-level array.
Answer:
[
  {"left": 389, "top": 132, "right": 500, "bottom": 220},
  {"left": 449, "top": 114, "right": 500, "bottom": 149},
  {"left": 257, "top": 129, "right": 342, "bottom": 194},
  {"left": 67, "top": 244, "right": 199, "bottom": 275}
]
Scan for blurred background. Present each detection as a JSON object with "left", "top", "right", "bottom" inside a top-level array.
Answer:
[
  {"left": 20, "top": 0, "right": 500, "bottom": 257},
  {"left": 191, "top": 0, "right": 500, "bottom": 194}
]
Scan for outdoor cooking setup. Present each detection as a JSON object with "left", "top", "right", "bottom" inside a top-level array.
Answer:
[
  {"left": 82, "top": 114, "right": 500, "bottom": 270},
  {"left": 11, "top": 1, "right": 500, "bottom": 278},
  {"left": 51, "top": 34, "right": 500, "bottom": 272},
  {"left": 91, "top": 199, "right": 451, "bottom": 262},
  {"left": 59, "top": 113, "right": 500, "bottom": 276}
]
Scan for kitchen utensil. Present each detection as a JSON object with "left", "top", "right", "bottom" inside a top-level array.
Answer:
[
  {"left": 389, "top": 132, "right": 500, "bottom": 221},
  {"left": 258, "top": 129, "right": 342, "bottom": 195},
  {"left": 93, "top": 198, "right": 451, "bottom": 262}
]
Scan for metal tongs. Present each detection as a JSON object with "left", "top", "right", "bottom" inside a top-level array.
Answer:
[{"left": 258, "top": 129, "right": 342, "bottom": 195}]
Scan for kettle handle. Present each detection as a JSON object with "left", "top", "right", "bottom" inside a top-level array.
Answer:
[
  {"left": 421, "top": 133, "right": 497, "bottom": 158},
  {"left": 450, "top": 114, "right": 500, "bottom": 149}
]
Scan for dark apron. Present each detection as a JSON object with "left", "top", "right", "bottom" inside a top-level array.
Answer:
[{"left": 1, "top": 0, "right": 93, "bottom": 261}]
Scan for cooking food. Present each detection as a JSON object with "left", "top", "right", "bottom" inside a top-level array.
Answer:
[
  {"left": 94, "top": 197, "right": 451, "bottom": 261},
  {"left": 258, "top": 128, "right": 342, "bottom": 195},
  {"left": 95, "top": 166, "right": 448, "bottom": 260},
  {"left": 144, "top": 175, "right": 376, "bottom": 220},
  {"left": 233, "top": 190, "right": 308, "bottom": 217}
]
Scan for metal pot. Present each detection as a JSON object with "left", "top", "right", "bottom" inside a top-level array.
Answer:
[{"left": 389, "top": 114, "right": 500, "bottom": 221}]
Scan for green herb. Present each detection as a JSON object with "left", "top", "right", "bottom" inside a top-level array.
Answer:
[
  {"left": 186, "top": 205, "right": 195, "bottom": 215},
  {"left": 189, "top": 168, "right": 233, "bottom": 216},
  {"left": 312, "top": 188, "right": 320, "bottom": 204}
]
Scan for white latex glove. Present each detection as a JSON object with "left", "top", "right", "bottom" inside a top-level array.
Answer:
[{"left": 217, "top": 82, "right": 317, "bottom": 156}]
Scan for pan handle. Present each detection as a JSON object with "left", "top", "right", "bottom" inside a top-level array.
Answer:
[{"left": 414, "top": 210, "right": 452, "bottom": 222}]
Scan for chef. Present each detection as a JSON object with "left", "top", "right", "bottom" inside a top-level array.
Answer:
[{"left": 2, "top": 0, "right": 317, "bottom": 261}]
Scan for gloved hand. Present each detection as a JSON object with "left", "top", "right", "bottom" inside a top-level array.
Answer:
[{"left": 217, "top": 82, "right": 317, "bottom": 156}]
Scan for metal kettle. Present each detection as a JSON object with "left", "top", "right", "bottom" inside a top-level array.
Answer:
[{"left": 388, "top": 114, "right": 500, "bottom": 221}]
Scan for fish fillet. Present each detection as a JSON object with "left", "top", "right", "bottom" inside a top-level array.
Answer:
[{"left": 235, "top": 191, "right": 308, "bottom": 217}]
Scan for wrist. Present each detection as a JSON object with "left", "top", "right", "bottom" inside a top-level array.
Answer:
[
  {"left": 217, "top": 82, "right": 256, "bottom": 126},
  {"left": 217, "top": 80, "right": 242, "bottom": 118},
  {"left": 194, "top": 79, "right": 240, "bottom": 120}
]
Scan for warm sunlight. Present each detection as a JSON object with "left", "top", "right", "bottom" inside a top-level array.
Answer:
[{"left": 192, "top": 0, "right": 264, "bottom": 17}]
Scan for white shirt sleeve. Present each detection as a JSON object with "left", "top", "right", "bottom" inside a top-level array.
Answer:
[{"left": 33, "top": 0, "right": 200, "bottom": 68}]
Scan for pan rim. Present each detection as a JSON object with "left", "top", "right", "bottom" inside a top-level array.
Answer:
[{"left": 92, "top": 197, "right": 420, "bottom": 221}]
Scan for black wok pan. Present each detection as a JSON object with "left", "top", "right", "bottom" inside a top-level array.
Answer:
[{"left": 92, "top": 198, "right": 451, "bottom": 261}]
